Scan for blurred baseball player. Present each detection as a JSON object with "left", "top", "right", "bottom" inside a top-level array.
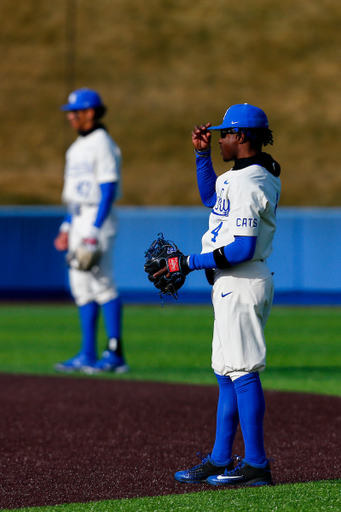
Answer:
[
  {"left": 54, "top": 87, "right": 128, "bottom": 374},
  {"left": 164, "top": 103, "right": 281, "bottom": 486}
]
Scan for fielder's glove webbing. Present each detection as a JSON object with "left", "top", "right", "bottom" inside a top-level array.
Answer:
[
  {"left": 144, "top": 233, "right": 191, "bottom": 302},
  {"left": 66, "top": 238, "right": 102, "bottom": 271}
]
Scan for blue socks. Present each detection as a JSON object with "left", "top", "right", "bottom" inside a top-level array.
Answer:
[
  {"left": 234, "top": 373, "right": 266, "bottom": 466},
  {"left": 78, "top": 297, "right": 123, "bottom": 361},
  {"left": 211, "top": 372, "right": 267, "bottom": 467},
  {"left": 78, "top": 301, "right": 99, "bottom": 359},
  {"left": 102, "top": 297, "right": 123, "bottom": 357},
  {"left": 211, "top": 373, "right": 239, "bottom": 464}
]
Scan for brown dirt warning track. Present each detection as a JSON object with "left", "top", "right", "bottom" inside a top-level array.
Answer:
[{"left": 0, "top": 373, "right": 340, "bottom": 509}]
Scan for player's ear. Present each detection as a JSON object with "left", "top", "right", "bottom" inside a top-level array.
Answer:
[
  {"left": 85, "top": 108, "right": 96, "bottom": 121},
  {"left": 236, "top": 130, "right": 247, "bottom": 144}
]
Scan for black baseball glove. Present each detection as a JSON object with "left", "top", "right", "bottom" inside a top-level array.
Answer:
[{"left": 144, "top": 233, "right": 191, "bottom": 300}]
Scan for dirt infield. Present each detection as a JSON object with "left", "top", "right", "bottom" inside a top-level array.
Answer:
[{"left": 0, "top": 374, "right": 340, "bottom": 509}]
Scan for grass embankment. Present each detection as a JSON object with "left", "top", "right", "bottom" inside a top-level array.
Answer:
[{"left": 2, "top": 1, "right": 341, "bottom": 206}]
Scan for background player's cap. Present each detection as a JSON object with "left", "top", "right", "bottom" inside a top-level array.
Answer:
[
  {"left": 60, "top": 88, "right": 104, "bottom": 111},
  {"left": 209, "top": 103, "right": 269, "bottom": 130}
]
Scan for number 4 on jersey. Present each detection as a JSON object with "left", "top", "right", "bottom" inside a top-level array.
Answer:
[{"left": 211, "top": 221, "right": 223, "bottom": 242}]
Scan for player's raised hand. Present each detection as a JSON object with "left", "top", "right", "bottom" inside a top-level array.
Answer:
[{"left": 191, "top": 123, "right": 212, "bottom": 151}]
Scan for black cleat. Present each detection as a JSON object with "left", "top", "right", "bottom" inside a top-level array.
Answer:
[{"left": 207, "top": 457, "right": 273, "bottom": 486}]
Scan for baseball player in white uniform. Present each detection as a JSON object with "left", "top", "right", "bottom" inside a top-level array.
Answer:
[
  {"left": 54, "top": 88, "right": 128, "bottom": 374},
  {"left": 172, "top": 104, "right": 281, "bottom": 486}
]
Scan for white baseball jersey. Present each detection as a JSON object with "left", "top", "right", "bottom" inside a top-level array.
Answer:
[
  {"left": 201, "top": 164, "right": 280, "bottom": 260},
  {"left": 201, "top": 160, "right": 281, "bottom": 378},
  {"left": 62, "top": 127, "right": 121, "bottom": 306},
  {"left": 62, "top": 128, "right": 121, "bottom": 205}
]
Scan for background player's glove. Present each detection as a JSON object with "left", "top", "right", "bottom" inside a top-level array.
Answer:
[
  {"left": 144, "top": 233, "right": 191, "bottom": 300},
  {"left": 67, "top": 238, "right": 102, "bottom": 271}
]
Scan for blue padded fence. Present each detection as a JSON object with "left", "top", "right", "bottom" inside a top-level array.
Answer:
[{"left": 0, "top": 206, "right": 340, "bottom": 305}]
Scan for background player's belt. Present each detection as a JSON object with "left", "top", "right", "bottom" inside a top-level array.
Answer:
[{"left": 68, "top": 204, "right": 97, "bottom": 215}]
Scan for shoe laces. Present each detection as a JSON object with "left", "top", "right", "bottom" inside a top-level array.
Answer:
[
  {"left": 224, "top": 455, "right": 244, "bottom": 475},
  {"left": 195, "top": 451, "right": 210, "bottom": 467},
  {"left": 225, "top": 455, "right": 274, "bottom": 475}
]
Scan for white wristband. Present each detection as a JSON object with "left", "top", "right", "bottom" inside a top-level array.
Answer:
[
  {"left": 86, "top": 225, "right": 100, "bottom": 240},
  {"left": 59, "top": 221, "right": 71, "bottom": 233}
]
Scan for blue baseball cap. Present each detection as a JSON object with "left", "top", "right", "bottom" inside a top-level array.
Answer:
[
  {"left": 60, "top": 88, "right": 104, "bottom": 111},
  {"left": 209, "top": 103, "right": 269, "bottom": 130}
]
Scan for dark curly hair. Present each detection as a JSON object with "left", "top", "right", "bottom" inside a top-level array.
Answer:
[
  {"left": 94, "top": 105, "right": 107, "bottom": 120},
  {"left": 238, "top": 128, "right": 273, "bottom": 150}
]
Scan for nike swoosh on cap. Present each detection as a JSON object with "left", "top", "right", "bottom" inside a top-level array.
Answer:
[
  {"left": 221, "top": 292, "right": 233, "bottom": 297},
  {"left": 231, "top": 121, "right": 239, "bottom": 124}
]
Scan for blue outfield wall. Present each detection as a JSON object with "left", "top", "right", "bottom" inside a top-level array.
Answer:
[{"left": 0, "top": 205, "right": 340, "bottom": 305}]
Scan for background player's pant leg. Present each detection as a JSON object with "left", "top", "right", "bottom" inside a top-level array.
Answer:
[
  {"left": 233, "top": 372, "right": 267, "bottom": 466},
  {"left": 89, "top": 234, "right": 119, "bottom": 305},
  {"left": 211, "top": 373, "right": 239, "bottom": 464},
  {"left": 68, "top": 216, "right": 98, "bottom": 306},
  {"left": 69, "top": 267, "right": 97, "bottom": 306},
  {"left": 69, "top": 235, "right": 118, "bottom": 306}
]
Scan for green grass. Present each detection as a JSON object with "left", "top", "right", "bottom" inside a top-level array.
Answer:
[
  {"left": 0, "top": 304, "right": 340, "bottom": 395},
  {"left": 0, "top": 304, "right": 340, "bottom": 512},
  {"left": 3, "top": 480, "right": 341, "bottom": 512}
]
